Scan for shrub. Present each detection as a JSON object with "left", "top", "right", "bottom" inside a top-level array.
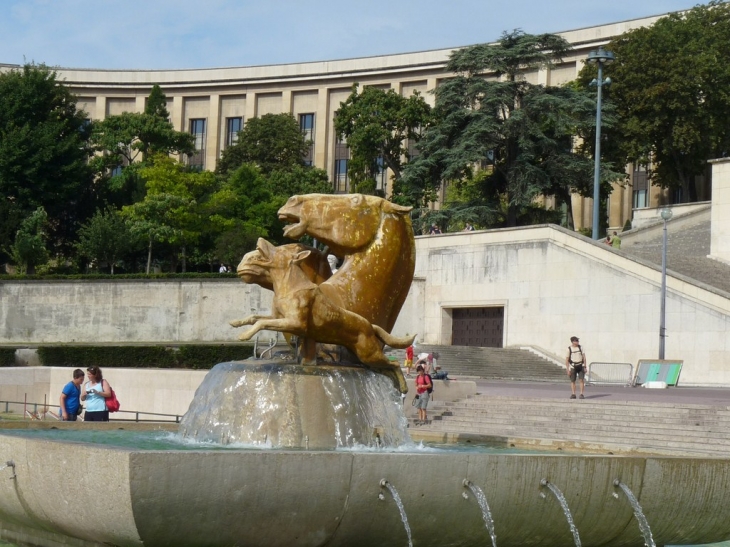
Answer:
[
  {"left": 36, "top": 344, "right": 254, "bottom": 370},
  {"left": 0, "top": 348, "right": 17, "bottom": 367}
]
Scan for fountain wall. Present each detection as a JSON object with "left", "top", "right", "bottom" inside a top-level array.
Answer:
[{"left": 2, "top": 433, "right": 730, "bottom": 547}]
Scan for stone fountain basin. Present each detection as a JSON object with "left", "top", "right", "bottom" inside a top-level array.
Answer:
[{"left": 1, "top": 433, "right": 730, "bottom": 547}]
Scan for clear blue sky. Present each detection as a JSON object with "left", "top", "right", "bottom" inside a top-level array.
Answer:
[{"left": 1, "top": 0, "right": 700, "bottom": 70}]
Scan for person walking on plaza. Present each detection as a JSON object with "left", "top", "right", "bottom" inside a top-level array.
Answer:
[
  {"left": 59, "top": 369, "right": 85, "bottom": 421},
  {"left": 566, "top": 336, "right": 586, "bottom": 399},
  {"left": 414, "top": 365, "right": 433, "bottom": 425}
]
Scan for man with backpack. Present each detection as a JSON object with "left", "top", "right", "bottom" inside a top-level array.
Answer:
[
  {"left": 413, "top": 365, "right": 433, "bottom": 425},
  {"left": 566, "top": 336, "right": 587, "bottom": 399}
]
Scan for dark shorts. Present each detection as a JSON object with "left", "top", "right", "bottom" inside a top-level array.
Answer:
[
  {"left": 84, "top": 410, "right": 109, "bottom": 422},
  {"left": 569, "top": 366, "right": 585, "bottom": 382},
  {"left": 61, "top": 414, "right": 78, "bottom": 422}
]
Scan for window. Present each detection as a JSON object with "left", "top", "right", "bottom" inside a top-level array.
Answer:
[
  {"left": 299, "top": 113, "right": 315, "bottom": 166},
  {"left": 375, "top": 156, "right": 386, "bottom": 194},
  {"left": 225, "top": 117, "right": 242, "bottom": 148},
  {"left": 189, "top": 118, "right": 206, "bottom": 170},
  {"left": 632, "top": 163, "right": 648, "bottom": 208},
  {"left": 334, "top": 135, "right": 350, "bottom": 193}
]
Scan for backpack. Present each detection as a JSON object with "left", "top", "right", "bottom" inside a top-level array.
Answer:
[
  {"left": 417, "top": 373, "right": 434, "bottom": 395},
  {"left": 568, "top": 345, "right": 584, "bottom": 366}
]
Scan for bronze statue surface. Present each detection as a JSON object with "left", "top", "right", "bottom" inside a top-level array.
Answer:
[{"left": 233, "top": 193, "right": 416, "bottom": 393}]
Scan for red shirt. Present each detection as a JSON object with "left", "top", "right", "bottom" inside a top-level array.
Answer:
[
  {"left": 406, "top": 346, "right": 414, "bottom": 359},
  {"left": 416, "top": 374, "right": 431, "bottom": 394}
]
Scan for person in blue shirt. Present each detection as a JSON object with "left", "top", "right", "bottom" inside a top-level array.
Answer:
[{"left": 59, "top": 369, "right": 85, "bottom": 421}]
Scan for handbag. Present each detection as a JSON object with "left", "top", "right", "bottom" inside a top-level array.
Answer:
[
  {"left": 76, "top": 406, "right": 83, "bottom": 416},
  {"left": 105, "top": 387, "right": 121, "bottom": 412}
]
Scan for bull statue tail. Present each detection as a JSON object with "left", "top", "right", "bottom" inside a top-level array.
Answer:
[{"left": 372, "top": 325, "right": 416, "bottom": 349}]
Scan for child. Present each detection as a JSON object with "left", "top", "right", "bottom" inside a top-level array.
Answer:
[{"left": 404, "top": 345, "right": 414, "bottom": 377}]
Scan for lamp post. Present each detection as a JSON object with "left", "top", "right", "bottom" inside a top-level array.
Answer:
[
  {"left": 659, "top": 207, "right": 673, "bottom": 359},
  {"left": 588, "top": 47, "right": 615, "bottom": 240}
]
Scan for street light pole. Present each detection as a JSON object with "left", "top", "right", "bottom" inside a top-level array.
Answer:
[
  {"left": 659, "top": 207, "right": 673, "bottom": 359},
  {"left": 588, "top": 47, "right": 615, "bottom": 240}
]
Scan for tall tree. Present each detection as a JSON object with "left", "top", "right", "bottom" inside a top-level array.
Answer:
[
  {"left": 334, "top": 84, "right": 432, "bottom": 194},
  {"left": 0, "top": 63, "right": 93, "bottom": 261},
  {"left": 216, "top": 113, "right": 310, "bottom": 176},
  {"left": 75, "top": 208, "right": 136, "bottom": 274},
  {"left": 595, "top": 1, "right": 730, "bottom": 201},
  {"left": 89, "top": 86, "right": 195, "bottom": 208},
  {"left": 9, "top": 207, "right": 50, "bottom": 275},
  {"left": 402, "top": 31, "right": 606, "bottom": 228},
  {"left": 134, "top": 154, "right": 216, "bottom": 272}
]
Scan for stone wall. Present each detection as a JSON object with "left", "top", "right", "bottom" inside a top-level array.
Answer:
[{"left": 0, "top": 279, "right": 272, "bottom": 344}]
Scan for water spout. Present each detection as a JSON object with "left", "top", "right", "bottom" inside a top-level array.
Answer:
[
  {"left": 463, "top": 479, "right": 497, "bottom": 547},
  {"left": 613, "top": 480, "right": 656, "bottom": 547},
  {"left": 540, "top": 479, "right": 581, "bottom": 547},
  {"left": 379, "top": 479, "right": 413, "bottom": 547}
]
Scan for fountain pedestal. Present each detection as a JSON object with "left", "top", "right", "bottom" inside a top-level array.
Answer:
[{"left": 178, "top": 360, "right": 409, "bottom": 449}]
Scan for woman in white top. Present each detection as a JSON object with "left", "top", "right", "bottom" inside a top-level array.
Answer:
[{"left": 80, "top": 366, "right": 111, "bottom": 422}]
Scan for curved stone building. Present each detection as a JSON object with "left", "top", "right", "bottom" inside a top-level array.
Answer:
[{"left": 1, "top": 11, "right": 693, "bottom": 231}]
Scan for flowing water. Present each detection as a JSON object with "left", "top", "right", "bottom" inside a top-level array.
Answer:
[
  {"left": 178, "top": 362, "right": 410, "bottom": 448},
  {"left": 541, "top": 479, "right": 581, "bottom": 547},
  {"left": 614, "top": 480, "right": 656, "bottom": 547},
  {"left": 380, "top": 480, "right": 413, "bottom": 547},
  {"left": 463, "top": 480, "right": 497, "bottom": 547}
]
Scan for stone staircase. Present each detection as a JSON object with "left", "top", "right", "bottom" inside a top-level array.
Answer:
[
  {"left": 417, "top": 394, "right": 730, "bottom": 456},
  {"left": 388, "top": 345, "right": 564, "bottom": 381}
]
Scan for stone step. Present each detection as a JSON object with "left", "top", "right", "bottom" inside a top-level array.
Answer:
[
  {"left": 420, "top": 418, "right": 730, "bottom": 447},
  {"left": 429, "top": 405, "right": 730, "bottom": 422},
  {"left": 388, "top": 345, "right": 564, "bottom": 381},
  {"left": 432, "top": 415, "right": 730, "bottom": 438}
]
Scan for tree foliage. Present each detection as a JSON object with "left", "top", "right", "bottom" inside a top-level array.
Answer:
[
  {"left": 334, "top": 84, "right": 432, "bottom": 194},
  {"left": 9, "top": 207, "right": 50, "bottom": 275},
  {"left": 216, "top": 113, "right": 310, "bottom": 176},
  {"left": 402, "top": 30, "right": 610, "bottom": 229},
  {"left": 89, "top": 86, "right": 195, "bottom": 207},
  {"left": 75, "top": 209, "right": 136, "bottom": 274},
  {"left": 594, "top": 1, "right": 730, "bottom": 200},
  {"left": 0, "top": 63, "right": 93, "bottom": 261}
]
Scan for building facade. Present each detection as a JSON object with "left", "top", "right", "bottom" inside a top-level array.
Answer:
[{"left": 2, "top": 12, "right": 696, "bottom": 231}]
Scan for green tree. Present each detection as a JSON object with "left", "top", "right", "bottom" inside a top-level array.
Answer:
[
  {"left": 89, "top": 87, "right": 195, "bottom": 207},
  {"left": 9, "top": 207, "right": 50, "bottom": 275},
  {"left": 0, "top": 63, "right": 93, "bottom": 261},
  {"left": 216, "top": 113, "right": 310, "bottom": 176},
  {"left": 334, "top": 84, "right": 432, "bottom": 194},
  {"left": 595, "top": 1, "right": 730, "bottom": 201},
  {"left": 402, "top": 31, "right": 605, "bottom": 229},
  {"left": 75, "top": 209, "right": 136, "bottom": 274},
  {"left": 207, "top": 165, "right": 280, "bottom": 262},
  {"left": 135, "top": 154, "right": 217, "bottom": 272}
]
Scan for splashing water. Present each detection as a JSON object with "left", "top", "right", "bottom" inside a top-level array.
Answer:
[
  {"left": 380, "top": 480, "right": 413, "bottom": 547},
  {"left": 614, "top": 481, "right": 656, "bottom": 547},
  {"left": 541, "top": 479, "right": 581, "bottom": 547},
  {"left": 179, "top": 361, "right": 410, "bottom": 448},
  {"left": 463, "top": 480, "right": 497, "bottom": 547}
]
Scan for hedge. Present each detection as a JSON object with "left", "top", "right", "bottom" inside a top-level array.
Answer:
[
  {"left": 0, "top": 348, "right": 17, "bottom": 367},
  {"left": 0, "top": 273, "right": 238, "bottom": 281},
  {"left": 36, "top": 345, "right": 254, "bottom": 370}
]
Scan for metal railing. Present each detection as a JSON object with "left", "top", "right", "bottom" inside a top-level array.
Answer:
[
  {"left": 0, "top": 399, "right": 182, "bottom": 423},
  {"left": 586, "top": 362, "right": 634, "bottom": 386}
]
